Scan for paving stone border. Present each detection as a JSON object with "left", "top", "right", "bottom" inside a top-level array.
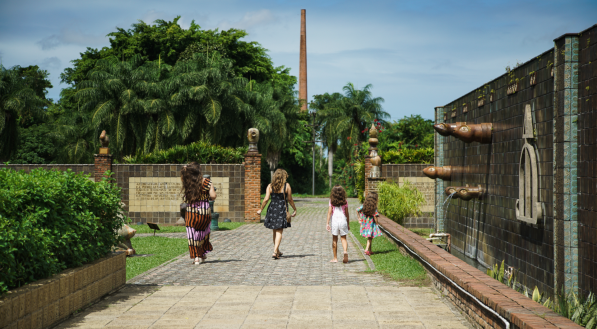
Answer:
[{"left": 377, "top": 214, "right": 583, "bottom": 329}]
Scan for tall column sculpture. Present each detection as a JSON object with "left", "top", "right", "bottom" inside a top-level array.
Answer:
[
  {"left": 299, "top": 9, "right": 307, "bottom": 111},
  {"left": 245, "top": 128, "right": 262, "bottom": 222},
  {"left": 365, "top": 124, "right": 385, "bottom": 196}
]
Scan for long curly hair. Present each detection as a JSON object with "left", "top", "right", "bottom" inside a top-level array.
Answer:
[
  {"left": 330, "top": 185, "right": 347, "bottom": 207},
  {"left": 180, "top": 162, "right": 202, "bottom": 204},
  {"left": 362, "top": 191, "right": 378, "bottom": 217},
  {"left": 271, "top": 168, "right": 288, "bottom": 193}
]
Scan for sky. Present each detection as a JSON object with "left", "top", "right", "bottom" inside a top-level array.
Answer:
[{"left": 1, "top": 0, "right": 595, "bottom": 120}]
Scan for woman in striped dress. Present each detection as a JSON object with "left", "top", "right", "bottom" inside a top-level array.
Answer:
[{"left": 180, "top": 162, "right": 217, "bottom": 265}]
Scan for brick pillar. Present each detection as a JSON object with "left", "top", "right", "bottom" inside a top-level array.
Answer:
[
  {"left": 94, "top": 154, "right": 113, "bottom": 182},
  {"left": 244, "top": 152, "right": 261, "bottom": 222},
  {"left": 364, "top": 155, "right": 371, "bottom": 195}
]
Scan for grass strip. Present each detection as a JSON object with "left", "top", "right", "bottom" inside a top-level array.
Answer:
[
  {"left": 349, "top": 223, "right": 428, "bottom": 284},
  {"left": 126, "top": 236, "right": 188, "bottom": 280},
  {"left": 129, "top": 221, "right": 245, "bottom": 234}
]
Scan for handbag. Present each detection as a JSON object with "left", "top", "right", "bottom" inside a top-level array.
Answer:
[{"left": 283, "top": 183, "right": 292, "bottom": 223}]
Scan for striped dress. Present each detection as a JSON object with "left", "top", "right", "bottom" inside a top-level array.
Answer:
[{"left": 185, "top": 178, "right": 213, "bottom": 258}]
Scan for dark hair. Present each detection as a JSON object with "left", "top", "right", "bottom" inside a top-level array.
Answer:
[
  {"left": 180, "top": 162, "right": 202, "bottom": 204},
  {"left": 330, "top": 185, "right": 347, "bottom": 207},
  {"left": 362, "top": 191, "right": 378, "bottom": 217}
]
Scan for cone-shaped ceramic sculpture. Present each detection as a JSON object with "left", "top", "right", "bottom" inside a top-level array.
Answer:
[
  {"left": 434, "top": 122, "right": 492, "bottom": 144},
  {"left": 445, "top": 185, "right": 484, "bottom": 201},
  {"left": 423, "top": 166, "right": 452, "bottom": 180}
]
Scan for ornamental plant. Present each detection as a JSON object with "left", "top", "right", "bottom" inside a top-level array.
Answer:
[
  {"left": 0, "top": 168, "right": 126, "bottom": 293},
  {"left": 377, "top": 181, "right": 425, "bottom": 225},
  {"left": 382, "top": 147, "right": 434, "bottom": 164}
]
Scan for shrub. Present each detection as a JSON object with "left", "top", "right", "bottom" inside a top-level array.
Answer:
[
  {"left": 382, "top": 147, "right": 434, "bottom": 164},
  {"left": 377, "top": 181, "right": 425, "bottom": 225},
  {"left": 354, "top": 160, "right": 366, "bottom": 203},
  {"left": 0, "top": 168, "right": 126, "bottom": 294},
  {"left": 122, "top": 141, "right": 247, "bottom": 164}
]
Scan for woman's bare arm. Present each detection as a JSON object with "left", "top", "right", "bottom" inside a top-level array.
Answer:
[
  {"left": 344, "top": 206, "right": 350, "bottom": 230},
  {"left": 257, "top": 185, "right": 272, "bottom": 215},
  {"left": 286, "top": 184, "right": 297, "bottom": 217},
  {"left": 209, "top": 182, "right": 217, "bottom": 200},
  {"left": 326, "top": 206, "right": 332, "bottom": 231}
]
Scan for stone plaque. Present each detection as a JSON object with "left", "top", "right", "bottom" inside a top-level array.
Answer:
[{"left": 129, "top": 177, "right": 229, "bottom": 213}]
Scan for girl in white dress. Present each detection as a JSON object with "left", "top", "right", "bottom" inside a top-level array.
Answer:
[{"left": 326, "top": 185, "right": 350, "bottom": 263}]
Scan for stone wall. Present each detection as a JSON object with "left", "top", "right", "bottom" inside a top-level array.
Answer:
[
  {"left": 578, "top": 25, "right": 597, "bottom": 297},
  {"left": 0, "top": 163, "right": 246, "bottom": 223},
  {"left": 0, "top": 252, "right": 126, "bottom": 329},
  {"left": 438, "top": 47, "right": 556, "bottom": 296},
  {"left": 435, "top": 24, "right": 597, "bottom": 298},
  {"left": 383, "top": 164, "right": 435, "bottom": 214},
  {"left": 113, "top": 164, "right": 245, "bottom": 224}
]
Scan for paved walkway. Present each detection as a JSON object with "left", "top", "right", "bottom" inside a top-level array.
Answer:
[{"left": 56, "top": 198, "right": 472, "bottom": 328}]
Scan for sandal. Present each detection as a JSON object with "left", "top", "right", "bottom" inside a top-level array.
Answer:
[
  {"left": 277, "top": 251, "right": 283, "bottom": 257},
  {"left": 272, "top": 253, "right": 279, "bottom": 260},
  {"left": 343, "top": 253, "right": 348, "bottom": 264}
]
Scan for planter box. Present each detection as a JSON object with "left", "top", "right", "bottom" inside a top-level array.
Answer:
[{"left": 0, "top": 252, "right": 126, "bottom": 329}]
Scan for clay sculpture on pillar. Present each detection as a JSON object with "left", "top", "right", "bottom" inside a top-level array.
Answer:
[
  {"left": 247, "top": 128, "right": 259, "bottom": 153},
  {"left": 423, "top": 166, "right": 452, "bottom": 180},
  {"left": 445, "top": 185, "right": 484, "bottom": 201},
  {"left": 433, "top": 122, "right": 492, "bottom": 144}
]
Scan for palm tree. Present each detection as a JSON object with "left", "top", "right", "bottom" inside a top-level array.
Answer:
[
  {"left": 314, "top": 83, "right": 389, "bottom": 188},
  {"left": 0, "top": 66, "right": 47, "bottom": 160},
  {"left": 75, "top": 55, "right": 147, "bottom": 157},
  {"left": 311, "top": 92, "right": 343, "bottom": 188}
]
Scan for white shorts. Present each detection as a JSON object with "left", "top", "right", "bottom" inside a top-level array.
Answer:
[{"left": 331, "top": 220, "right": 349, "bottom": 236}]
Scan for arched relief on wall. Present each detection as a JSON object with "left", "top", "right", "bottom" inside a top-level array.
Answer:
[{"left": 516, "top": 104, "right": 542, "bottom": 224}]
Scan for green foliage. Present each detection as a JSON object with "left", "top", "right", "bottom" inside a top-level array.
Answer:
[
  {"left": 349, "top": 224, "right": 427, "bottom": 283},
  {"left": 0, "top": 168, "right": 126, "bottom": 293},
  {"left": 123, "top": 141, "right": 246, "bottom": 164},
  {"left": 0, "top": 65, "right": 48, "bottom": 160},
  {"left": 377, "top": 181, "right": 426, "bottom": 225},
  {"left": 378, "top": 115, "right": 434, "bottom": 152},
  {"left": 487, "top": 260, "right": 597, "bottom": 328},
  {"left": 382, "top": 147, "right": 434, "bottom": 164},
  {"left": 8, "top": 123, "right": 58, "bottom": 164},
  {"left": 354, "top": 159, "right": 366, "bottom": 203}
]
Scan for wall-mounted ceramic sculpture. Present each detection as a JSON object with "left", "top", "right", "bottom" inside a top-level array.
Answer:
[
  {"left": 423, "top": 166, "right": 452, "bottom": 180},
  {"left": 445, "top": 185, "right": 484, "bottom": 201},
  {"left": 433, "top": 122, "right": 492, "bottom": 144}
]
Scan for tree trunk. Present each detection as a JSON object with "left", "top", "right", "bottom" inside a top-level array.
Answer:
[
  {"left": 266, "top": 150, "right": 280, "bottom": 182},
  {"left": 328, "top": 147, "right": 334, "bottom": 188}
]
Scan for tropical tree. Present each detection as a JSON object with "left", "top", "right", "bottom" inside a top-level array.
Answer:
[
  {"left": 311, "top": 92, "right": 343, "bottom": 188},
  {"left": 313, "top": 83, "right": 389, "bottom": 188},
  {"left": 0, "top": 65, "right": 47, "bottom": 160}
]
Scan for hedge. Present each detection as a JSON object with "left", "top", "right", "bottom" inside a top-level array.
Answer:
[
  {"left": 0, "top": 168, "right": 126, "bottom": 294},
  {"left": 382, "top": 147, "right": 434, "bottom": 164},
  {"left": 122, "top": 141, "right": 247, "bottom": 164}
]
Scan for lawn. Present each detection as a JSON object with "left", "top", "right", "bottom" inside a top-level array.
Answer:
[
  {"left": 126, "top": 236, "right": 188, "bottom": 280},
  {"left": 409, "top": 228, "right": 433, "bottom": 238},
  {"left": 350, "top": 223, "right": 428, "bottom": 285},
  {"left": 129, "top": 221, "right": 245, "bottom": 234}
]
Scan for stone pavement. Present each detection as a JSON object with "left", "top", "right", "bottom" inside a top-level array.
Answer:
[{"left": 56, "top": 198, "right": 472, "bottom": 328}]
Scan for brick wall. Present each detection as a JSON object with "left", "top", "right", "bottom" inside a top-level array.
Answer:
[
  {"left": 94, "top": 154, "right": 113, "bottom": 182},
  {"left": 244, "top": 152, "right": 261, "bottom": 222},
  {"left": 578, "top": 24, "right": 597, "bottom": 297}
]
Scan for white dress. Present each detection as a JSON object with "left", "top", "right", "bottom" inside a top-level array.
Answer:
[{"left": 330, "top": 202, "right": 349, "bottom": 236}]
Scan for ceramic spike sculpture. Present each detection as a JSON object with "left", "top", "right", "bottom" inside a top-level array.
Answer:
[
  {"left": 433, "top": 122, "right": 492, "bottom": 144},
  {"left": 423, "top": 166, "right": 452, "bottom": 180},
  {"left": 445, "top": 185, "right": 484, "bottom": 201}
]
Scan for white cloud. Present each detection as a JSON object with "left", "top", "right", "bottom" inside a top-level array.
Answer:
[
  {"left": 217, "top": 9, "right": 277, "bottom": 31},
  {"left": 37, "top": 28, "right": 108, "bottom": 50}
]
